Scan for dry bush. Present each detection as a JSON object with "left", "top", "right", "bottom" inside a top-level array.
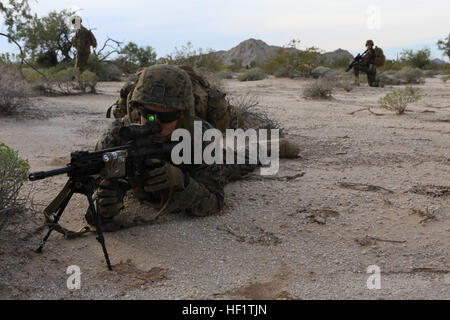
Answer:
[
  {"left": 238, "top": 68, "right": 267, "bottom": 82},
  {"left": 441, "top": 75, "right": 450, "bottom": 83},
  {"left": 0, "top": 65, "right": 32, "bottom": 116},
  {"left": 227, "top": 93, "right": 283, "bottom": 133},
  {"left": 378, "top": 87, "right": 421, "bottom": 114},
  {"left": 303, "top": 78, "right": 333, "bottom": 99}
]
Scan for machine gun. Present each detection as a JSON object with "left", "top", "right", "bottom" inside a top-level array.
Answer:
[
  {"left": 29, "top": 118, "right": 176, "bottom": 270},
  {"left": 345, "top": 50, "right": 368, "bottom": 72}
]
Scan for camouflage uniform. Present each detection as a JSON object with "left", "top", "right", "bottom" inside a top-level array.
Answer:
[
  {"left": 71, "top": 25, "right": 97, "bottom": 72},
  {"left": 108, "top": 65, "right": 300, "bottom": 158},
  {"left": 354, "top": 40, "right": 378, "bottom": 87},
  {"left": 88, "top": 65, "right": 257, "bottom": 231}
]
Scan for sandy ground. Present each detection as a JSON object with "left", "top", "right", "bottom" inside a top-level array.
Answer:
[{"left": 0, "top": 77, "right": 449, "bottom": 300}]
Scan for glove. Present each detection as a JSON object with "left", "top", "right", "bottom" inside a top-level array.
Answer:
[
  {"left": 143, "top": 159, "right": 186, "bottom": 193},
  {"left": 95, "top": 179, "right": 126, "bottom": 218}
]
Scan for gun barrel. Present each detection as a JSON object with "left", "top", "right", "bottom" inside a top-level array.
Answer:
[{"left": 29, "top": 166, "right": 72, "bottom": 181}]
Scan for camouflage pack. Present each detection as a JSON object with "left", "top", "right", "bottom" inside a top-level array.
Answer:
[{"left": 374, "top": 47, "right": 386, "bottom": 67}]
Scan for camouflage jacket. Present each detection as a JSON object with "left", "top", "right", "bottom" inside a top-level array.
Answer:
[
  {"left": 72, "top": 26, "right": 97, "bottom": 54},
  {"left": 96, "top": 115, "right": 257, "bottom": 217},
  {"left": 360, "top": 48, "right": 376, "bottom": 68}
]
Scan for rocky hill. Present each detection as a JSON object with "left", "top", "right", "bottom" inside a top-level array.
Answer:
[
  {"left": 214, "top": 39, "right": 354, "bottom": 67},
  {"left": 215, "top": 39, "right": 281, "bottom": 67}
]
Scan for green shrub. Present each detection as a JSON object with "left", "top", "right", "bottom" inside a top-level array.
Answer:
[
  {"left": 400, "top": 48, "right": 431, "bottom": 69},
  {"left": 0, "top": 143, "right": 30, "bottom": 230},
  {"left": 441, "top": 75, "right": 450, "bottom": 83},
  {"left": 263, "top": 40, "right": 321, "bottom": 77},
  {"left": 378, "top": 87, "right": 421, "bottom": 114},
  {"left": 303, "top": 78, "right": 333, "bottom": 99},
  {"left": 79, "top": 70, "right": 98, "bottom": 93},
  {"left": 380, "top": 59, "right": 405, "bottom": 71},
  {"left": 215, "top": 69, "right": 234, "bottom": 79},
  {"left": 87, "top": 57, "right": 122, "bottom": 81},
  {"left": 423, "top": 69, "right": 439, "bottom": 78},
  {"left": 238, "top": 68, "right": 267, "bottom": 81},
  {"left": 395, "top": 67, "right": 424, "bottom": 84},
  {"left": 274, "top": 66, "right": 298, "bottom": 78}
]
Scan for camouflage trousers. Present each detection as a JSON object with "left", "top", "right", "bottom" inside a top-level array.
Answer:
[
  {"left": 354, "top": 64, "right": 378, "bottom": 87},
  {"left": 75, "top": 53, "right": 90, "bottom": 72}
]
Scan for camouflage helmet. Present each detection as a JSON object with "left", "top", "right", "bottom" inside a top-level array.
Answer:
[
  {"left": 366, "top": 40, "right": 374, "bottom": 46},
  {"left": 130, "top": 64, "right": 195, "bottom": 116}
]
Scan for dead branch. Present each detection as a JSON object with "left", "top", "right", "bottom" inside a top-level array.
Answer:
[
  {"left": 246, "top": 172, "right": 305, "bottom": 181},
  {"left": 366, "top": 235, "right": 407, "bottom": 243},
  {"left": 0, "top": 32, "right": 49, "bottom": 81},
  {"left": 336, "top": 182, "right": 394, "bottom": 194},
  {"left": 95, "top": 37, "right": 122, "bottom": 62}
]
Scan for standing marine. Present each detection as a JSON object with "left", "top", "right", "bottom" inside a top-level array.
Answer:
[{"left": 71, "top": 16, "right": 97, "bottom": 72}]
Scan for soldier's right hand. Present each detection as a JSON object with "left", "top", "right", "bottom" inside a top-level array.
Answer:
[{"left": 96, "top": 179, "right": 127, "bottom": 218}]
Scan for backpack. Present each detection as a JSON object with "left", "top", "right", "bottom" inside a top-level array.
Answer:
[{"left": 374, "top": 46, "right": 386, "bottom": 67}]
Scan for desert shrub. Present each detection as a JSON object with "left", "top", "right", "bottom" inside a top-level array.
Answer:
[
  {"left": 87, "top": 57, "right": 122, "bottom": 81},
  {"left": 79, "top": 70, "right": 98, "bottom": 93},
  {"left": 380, "top": 59, "right": 405, "bottom": 71},
  {"left": 376, "top": 72, "right": 405, "bottom": 86},
  {"left": 423, "top": 69, "right": 439, "bottom": 78},
  {"left": 227, "top": 93, "right": 282, "bottom": 133},
  {"left": 400, "top": 48, "right": 431, "bottom": 69},
  {"left": 378, "top": 87, "right": 421, "bottom": 114},
  {"left": 215, "top": 69, "right": 234, "bottom": 79},
  {"left": 439, "top": 63, "right": 450, "bottom": 74},
  {"left": 100, "top": 63, "right": 122, "bottom": 81},
  {"left": 263, "top": 40, "right": 321, "bottom": 78},
  {"left": 303, "top": 78, "right": 333, "bottom": 99},
  {"left": 166, "top": 42, "right": 224, "bottom": 72},
  {"left": 0, "top": 65, "right": 31, "bottom": 115},
  {"left": 24, "top": 66, "right": 75, "bottom": 94},
  {"left": 0, "top": 143, "right": 30, "bottom": 231},
  {"left": 238, "top": 68, "right": 267, "bottom": 82},
  {"left": 273, "top": 66, "right": 297, "bottom": 78},
  {"left": 395, "top": 67, "right": 424, "bottom": 84},
  {"left": 437, "top": 33, "right": 450, "bottom": 60},
  {"left": 330, "top": 57, "right": 351, "bottom": 69}
]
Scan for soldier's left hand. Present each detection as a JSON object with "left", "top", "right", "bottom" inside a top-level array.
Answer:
[{"left": 144, "top": 159, "right": 186, "bottom": 193}]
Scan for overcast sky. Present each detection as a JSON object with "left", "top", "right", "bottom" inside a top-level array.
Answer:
[{"left": 1, "top": 0, "right": 449, "bottom": 60}]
